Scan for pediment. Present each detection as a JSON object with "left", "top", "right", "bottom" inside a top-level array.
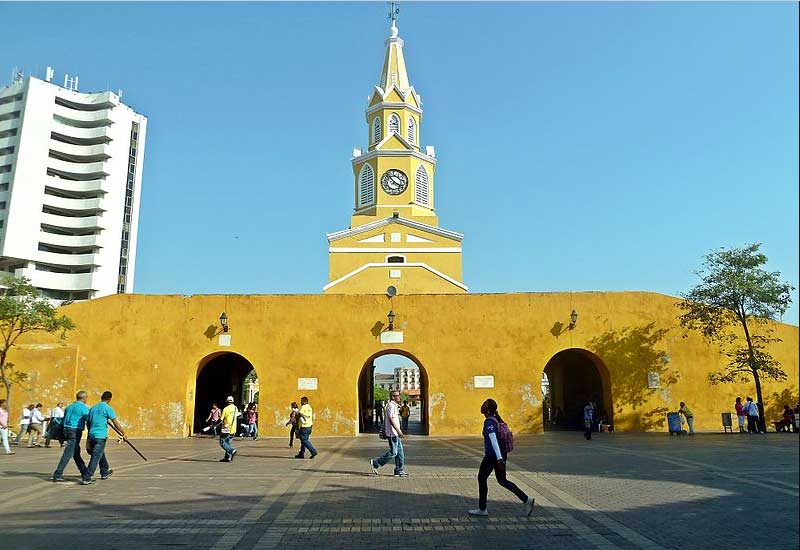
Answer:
[{"left": 375, "top": 132, "right": 415, "bottom": 151}]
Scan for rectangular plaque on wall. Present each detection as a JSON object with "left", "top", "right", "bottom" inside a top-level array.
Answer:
[
  {"left": 380, "top": 331, "right": 403, "bottom": 344},
  {"left": 647, "top": 372, "right": 661, "bottom": 389},
  {"left": 218, "top": 334, "right": 232, "bottom": 347},
  {"left": 474, "top": 375, "right": 495, "bottom": 388},
  {"left": 298, "top": 378, "right": 318, "bottom": 390}
]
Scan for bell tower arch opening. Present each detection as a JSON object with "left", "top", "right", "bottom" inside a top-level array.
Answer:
[
  {"left": 192, "top": 352, "right": 258, "bottom": 435},
  {"left": 357, "top": 350, "right": 429, "bottom": 435},
  {"left": 542, "top": 349, "right": 612, "bottom": 432}
]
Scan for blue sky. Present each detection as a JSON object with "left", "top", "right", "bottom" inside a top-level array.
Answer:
[{"left": 3, "top": 2, "right": 798, "bottom": 324}]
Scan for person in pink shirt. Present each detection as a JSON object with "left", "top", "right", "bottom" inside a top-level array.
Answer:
[
  {"left": 734, "top": 397, "right": 745, "bottom": 433},
  {"left": 0, "top": 399, "right": 14, "bottom": 455}
]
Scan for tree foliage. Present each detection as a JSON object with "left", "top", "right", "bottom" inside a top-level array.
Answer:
[
  {"left": 373, "top": 386, "right": 389, "bottom": 402},
  {"left": 0, "top": 277, "right": 75, "bottom": 408},
  {"left": 677, "top": 244, "right": 793, "bottom": 411}
]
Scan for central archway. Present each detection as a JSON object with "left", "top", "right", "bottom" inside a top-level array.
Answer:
[
  {"left": 358, "top": 349, "right": 429, "bottom": 435},
  {"left": 542, "top": 348, "right": 612, "bottom": 431},
  {"left": 193, "top": 352, "right": 257, "bottom": 435}
]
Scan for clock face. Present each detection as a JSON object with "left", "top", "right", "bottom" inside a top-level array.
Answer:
[{"left": 380, "top": 169, "right": 408, "bottom": 195}]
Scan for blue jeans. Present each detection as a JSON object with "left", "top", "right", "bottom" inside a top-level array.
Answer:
[
  {"left": 372, "top": 436, "right": 405, "bottom": 474},
  {"left": 53, "top": 428, "right": 87, "bottom": 478},
  {"left": 84, "top": 437, "right": 109, "bottom": 480},
  {"left": 298, "top": 427, "right": 317, "bottom": 457},
  {"left": 401, "top": 417, "right": 409, "bottom": 432},
  {"left": 219, "top": 434, "right": 235, "bottom": 458}
]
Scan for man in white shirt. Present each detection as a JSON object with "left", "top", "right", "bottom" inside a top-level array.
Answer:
[
  {"left": 14, "top": 404, "right": 33, "bottom": 446},
  {"left": 368, "top": 391, "right": 408, "bottom": 477},
  {"left": 45, "top": 402, "right": 65, "bottom": 448},
  {"left": 27, "top": 403, "right": 46, "bottom": 447}
]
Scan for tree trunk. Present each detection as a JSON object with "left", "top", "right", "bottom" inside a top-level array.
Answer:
[
  {"left": 3, "top": 380, "right": 12, "bottom": 413},
  {"left": 753, "top": 369, "right": 765, "bottom": 431},
  {"left": 739, "top": 310, "right": 764, "bottom": 430}
]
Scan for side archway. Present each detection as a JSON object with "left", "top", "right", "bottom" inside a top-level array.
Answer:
[
  {"left": 357, "top": 349, "right": 429, "bottom": 435},
  {"left": 542, "top": 348, "right": 612, "bottom": 431},
  {"left": 192, "top": 351, "right": 257, "bottom": 435}
]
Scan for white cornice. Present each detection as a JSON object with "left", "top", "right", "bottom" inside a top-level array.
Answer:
[
  {"left": 329, "top": 247, "right": 461, "bottom": 253},
  {"left": 326, "top": 216, "right": 463, "bottom": 242},
  {"left": 351, "top": 148, "right": 437, "bottom": 165},
  {"left": 323, "top": 261, "right": 468, "bottom": 292},
  {"left": 366, "top": 101, "right": 423, "bottom": 117}
]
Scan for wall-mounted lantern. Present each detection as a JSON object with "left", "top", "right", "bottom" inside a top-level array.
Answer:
[
  {"left": 568, "top": 310, "right": 578, "bottom": 330},
  {"left": 220, "top": 312, "right": 229, "bottom": 333},
  {"left": 387, "top": 310, "right": 396, "bottom": 331}
]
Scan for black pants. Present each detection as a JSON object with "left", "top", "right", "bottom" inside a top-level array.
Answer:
[
  {"left": 478, "top": 456, "right": 528, "bottom": 511},
  {"left": 288, "top": 425, "right": 298, "bottom": 446},
  {"left": 747, "top": 415, "right": 760, "bottom": 433}
]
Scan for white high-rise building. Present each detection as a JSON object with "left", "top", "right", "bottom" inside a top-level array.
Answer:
[{"left": 0, "top": 70, "right": 147, "bottom": 300}]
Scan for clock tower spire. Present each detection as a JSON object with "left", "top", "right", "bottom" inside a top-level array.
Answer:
[{"left": 324, "top": 16, "right": 466, "bottom": 295}]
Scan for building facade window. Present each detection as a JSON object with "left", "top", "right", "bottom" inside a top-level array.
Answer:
[
  {"left": 117, "top": 122, "right": 139, "bottom": 294},
  {"left": 414, "top": 165, "right": 429, "bottom": 207},
  {"left": 372, "top": 117, "right": 382, "bottom": 144},
  {"left": 358, "top": 163, "right": 375, "bottom": 208},
  {"left": 407, "top": 117, "right": 416, "bottom": 145},
  {"left": 389, "top": 113, "right": 400, "bottom": 134}
]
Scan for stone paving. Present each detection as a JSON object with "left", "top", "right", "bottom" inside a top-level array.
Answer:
[{"left": 1, "top": 432, "right": 798, "bottom": 549}]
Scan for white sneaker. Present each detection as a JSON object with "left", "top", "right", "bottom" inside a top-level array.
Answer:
[
  {"left": 468, "top": 509, "right": 488, "bottom": 516},
  {"left": 369, "top": 460, "right": 378, "bottom": 475},
  {"left": 523, "top": 497, "right": 535, "bottom": 516}
]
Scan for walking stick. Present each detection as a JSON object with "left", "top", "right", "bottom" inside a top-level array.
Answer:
[{"left": 107, "top": 420, "right": 148, "bottom": 461}]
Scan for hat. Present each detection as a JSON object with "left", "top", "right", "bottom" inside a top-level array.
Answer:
[{"left": 226, "top": 396, "right": 234, "bottom": 403}]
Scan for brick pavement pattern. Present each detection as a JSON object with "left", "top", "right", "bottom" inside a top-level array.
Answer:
[{"left": 0, "top": 432, "right": 797, "bottom": 549}]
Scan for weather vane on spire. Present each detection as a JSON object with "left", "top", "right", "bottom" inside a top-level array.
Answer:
[{"left": 388, "top": 2, "right": 399, "bottom": 26}]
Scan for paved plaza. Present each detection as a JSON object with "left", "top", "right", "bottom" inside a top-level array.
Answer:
[{"left": 1, "top": 432, "right": 798, "bottom": 549}]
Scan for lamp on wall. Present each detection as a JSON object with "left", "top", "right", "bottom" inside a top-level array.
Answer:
[
  {"left": 387, "top": 310, "right": 396, "bottom": 331},
  {"left": 569, "top": 310, "right": 578, "bottom": 330},
  {"left": 220, "top": 312, "right": 229, "bottom": 333}
]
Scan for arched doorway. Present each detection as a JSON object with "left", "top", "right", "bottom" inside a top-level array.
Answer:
[
  {"left": 542, "top": 349, "right": 612, "bottom": 431},
  {"left": 357, "top": 350, "right": 429, "bottom": 435},
  {"left": 193, "top": 352, "right": 257, "bottom": 435}
]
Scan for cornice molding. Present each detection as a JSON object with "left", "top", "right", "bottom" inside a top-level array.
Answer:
[{"left": 326, "top": 216, "right": 463, "bottom": 242}]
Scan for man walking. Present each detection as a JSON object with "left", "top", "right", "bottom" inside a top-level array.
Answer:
[
  {"left": 219, "top": 396, "right": 238, "bottom": 462},
  {"left": 583, "top": 400, "right": 595, "bottom": 440},
  {"left": 295, "top": 396, "right": 317, "bottom": 459},
  {"left": 400, "top": 400, "right": 411, "bottom": 433},
  {"left": 0, "top": 399, "right": 14, "bottom": 455},
  {"left": 744, "top": 396, "right": 760, "bottom": 434},
  {"left": 14, "top": 403, "right": 33, "bottom": 446},
  {"left": 369, "top": 390, "right": 408, "bottom": 477},
  {"left": 52, "top": 391, "right": 90, "bottom": 481},
  {"left": 82, "top": 391, "right": 127, "bottom": 485},
  {"left": 679, "top": 401, "right": 695, "bottom": 435},
  {"left": 27, "top": 403, "right": 45, "bottom": 447},
  {"left": 45, "top": 401, "right": 65, "bottom": 448}
]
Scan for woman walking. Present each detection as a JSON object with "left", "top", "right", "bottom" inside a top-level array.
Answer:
[
  {"left": 286, "top": 402, "right": 300, "bottom": 448},
  {"left": 468, "top": 399, "right": 535, "bottom": 517},
  {"left": 203, "top": 403, "right": 221, "bottom": 436},
  {"left": 734, "top": 397, "right": 746, "bottom": 433},
  {"left": 246, "top": 404, "right": 258, "bottom": 441}
]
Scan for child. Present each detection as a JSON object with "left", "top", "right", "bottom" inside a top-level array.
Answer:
[{"left": 286, "top": 402, "right": 300, "bottom": 448}]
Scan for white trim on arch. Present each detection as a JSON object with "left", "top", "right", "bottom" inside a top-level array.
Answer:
[{"left": 323, "top": 262, "right": 468, "bottom": 292}]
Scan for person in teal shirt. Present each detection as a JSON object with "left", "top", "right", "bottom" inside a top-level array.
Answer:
[
  {"left": 52, "top": 390, "right": 90, "bottom": 481},
  {"left": 82, "top": 391, "right": 127, "bottom": 485}
]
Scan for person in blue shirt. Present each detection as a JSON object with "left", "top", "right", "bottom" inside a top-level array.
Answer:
[
  {"left": 82, "top": 391, "right": 127, "bottom": 485},
  {"left": 468, "top": 399, "right": 534, "bottom": 517},
  {"left": 52, "top": 390, "right": 90, "bottom": 482}
]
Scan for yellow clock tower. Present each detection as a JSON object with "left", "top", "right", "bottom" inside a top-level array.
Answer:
[{"left": 324, "top": 18, "right": 466, "bottom": 295}]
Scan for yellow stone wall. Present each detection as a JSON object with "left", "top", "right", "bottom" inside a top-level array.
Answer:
[{"left": 9, "top": 291, "right": 798, "bottom": 439}]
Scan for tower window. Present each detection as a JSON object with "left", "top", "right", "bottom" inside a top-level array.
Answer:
[
  {"left": 358, "top": 163, "right": 375, "bottom": 208},
  {"left": 407, "top": 117, "right": 416, "bottom": 145},
  {"left": 372, "top": 117, "right": 382, "bottom": 144},
  {"left": 415, "top": 165, "right": 429, "bottom": 207},
  {"left": 387, "top": 256, "right": 405, "bottom": 263},
  {"left": 389, "top": 113, "right": 400, "bottom": 135}
]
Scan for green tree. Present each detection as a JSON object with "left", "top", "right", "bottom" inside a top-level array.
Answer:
[
  {"left": 677, "top": 244, "right": 794, "bottom": 424},
  {"left": 373, "top": 386, "right": 389, "bottom": 402},
  {"left": 0, "top": 277, "right": 75, "bottom": 409}
]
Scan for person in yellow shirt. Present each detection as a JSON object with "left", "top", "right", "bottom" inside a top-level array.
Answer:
[
  {"left": 294, "top": 396, "right": 318, "bottom": 459},
  {"left": 219, "top": 396, "right": 238, "bottom": 462}
]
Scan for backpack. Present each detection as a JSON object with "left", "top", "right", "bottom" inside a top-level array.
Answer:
[{"left": 488, "top": 417, "right": 514, "bottom": 455}]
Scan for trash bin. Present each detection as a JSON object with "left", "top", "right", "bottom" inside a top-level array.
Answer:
[{"left": 667, "top": 412, "right": 684, "bottom": 435}]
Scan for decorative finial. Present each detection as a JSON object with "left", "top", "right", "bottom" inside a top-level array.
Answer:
[{"left": 388, "top": 2, "right": 399, "bottom": 36}]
